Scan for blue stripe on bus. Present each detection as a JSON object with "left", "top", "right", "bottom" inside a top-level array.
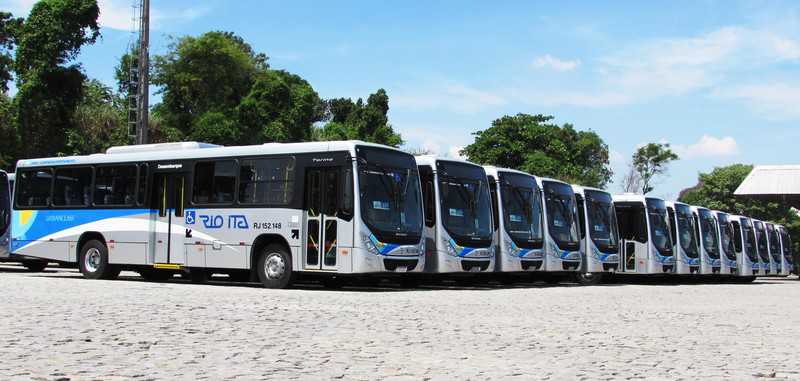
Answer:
[{"left": 12, "top": 209, "right": 146, "bottom": 244}]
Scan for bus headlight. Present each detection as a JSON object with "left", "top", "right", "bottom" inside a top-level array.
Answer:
[{"left": 443, "top": 238, "right": 458, "bottom": 257}]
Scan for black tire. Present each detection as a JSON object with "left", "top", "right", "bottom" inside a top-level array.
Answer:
[
  {"left": 22, "top": 260, "right": 48, "bottom": 272},
  {"left": 139, "top": 268, "right": 174, "bottom": 282},
  {"left": 575, "top": 272, "right": 604, "bottom": 285},
  {"left": 78, "top": 239, "right": 119, "bottom": 280},
  {"left": 255, "top": 244, "right": 293, "bottom": 289}
]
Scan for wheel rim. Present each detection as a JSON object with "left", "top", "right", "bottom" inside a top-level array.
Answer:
[
  {"left": 265, "top": 253, "right": 286, "bottom": 280},
  {"left": 84, "top": 248, "right": 101, "bottom": 273}
]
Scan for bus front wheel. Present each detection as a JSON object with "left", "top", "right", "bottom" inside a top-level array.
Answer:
[
  {"left": 256, "top": 244, "right": 293, "bottom": 289},
  {"left": 78, "top": 240, "right": 119, "bottom": 280}
]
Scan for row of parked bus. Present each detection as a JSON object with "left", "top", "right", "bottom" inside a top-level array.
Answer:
[{"left": 0, "top": 140, "right": 794, "bottom": 288}]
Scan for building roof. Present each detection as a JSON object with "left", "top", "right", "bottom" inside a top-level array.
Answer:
[{"left": 734, "top": 165, "right": 800, "bottom": 208}]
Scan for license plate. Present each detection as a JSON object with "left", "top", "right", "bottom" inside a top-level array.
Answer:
[
  {"left": 469, "top": 267, "right": 480, "bottom": 272},
  {"left": 395, "top": 266, "right": 407, "bottom": 273}
]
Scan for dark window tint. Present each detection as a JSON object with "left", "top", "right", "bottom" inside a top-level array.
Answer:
[
  {"left": 16, "top": 169, "right": 53, "bottom": 207},
  {"left": 732, "top": 221, "right": 743, "bottom": 253},
  {"left": 576, "top": 195, "right": 586, "bottom": 239},
  {"left": 420, "top": 166, "right": 436, "bottom": 228},
  {"left": 193, "top": 161, "right": 237, "bottom": 204},
  {"left": 53, "top": 167, "right": 92, "bottom": 207},
  {"left": 0, "top": 172, "right": 9, "bottom": 235},
  {"left": 238, "top": 157, "right": 295, "bottom": 205},
  {"left": 95, "top": 166, "right": 137, "bottom": 206},
  {"left": 489, "top": 178, "right": 499, "bottom": 232},
  {"left": 137, "top": 164, "right": 148, "bottom": 205}
]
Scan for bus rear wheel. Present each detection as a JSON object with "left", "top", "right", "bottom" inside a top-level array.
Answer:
[
  {"left": 78, "top": 239, "right": 119, "bottom": 280},
  {"left": 256, "top": 244, "right": 293, "bottom": 289}
]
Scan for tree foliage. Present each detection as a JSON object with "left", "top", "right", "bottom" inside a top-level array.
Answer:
[
  {"left": 679, "top": 164, "right": 800, "bottom": 259},
  {"left": 631, "top": 142, "right": 679, "bottom": 194},
  {"left": 66, "top": 79, "right": 128, "bottom": 155},
  {"left": 316, "top": 89, "right": 403, "bottom": 147},
  {"left": 0, "top": 12, "right": 23, "bottom": 93},
  {"left": 461, "top": 113, "right": 612, "bottom": 188},
  {"left": 13, "top": 0, "right": 100, "bottom": 159}
]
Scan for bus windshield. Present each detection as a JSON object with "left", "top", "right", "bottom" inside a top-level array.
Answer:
[
  {"left": 437, "top": 161, "right": 493, "bottom": 246},
  {"left": 585, "top": 190, "right": 618, "bottom": 253},
  {"left": 543, "top": 181, "right": 579, "bottom": 250},
  {"left": 768, "top": 225, "right": 781, "bottom": 261},
  {"left": 357, "top": 147, "right": 424, "bottom": 244},
  {"left": 675, "top": 204, "right": 699, "bottom": 258},
  {"left": 698, "top": 209, "right": 719, "bottom": 258},
  {"left": 780, "top": 227, "right": 793, "bottom": 259},
  {"left": 717, "top": 213, "right": 737, "bottom": 261},
  {"left": 499, "top": 172, "right": 543, "bottom": 249},
  {"left": 646, "top": 198, "right": 673, "bottom": 256},
  {"left": 741, "top": 219, "right": 758, "bottom": 262},
  {"left": 755, "top": 221, "right": 770, "bottom": 261}
]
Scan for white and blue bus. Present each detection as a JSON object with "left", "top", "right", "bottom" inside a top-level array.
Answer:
[
  {"left": 714, "top": 211, "right": 738, "bottom": 276},
  {"left": 730, "top": 215, "right": 758, "bottom": 278},
  {"left": 666, "top": 201, "right": 701, "bottom": 275},
  {"left": 613, "top": 194, "right": 674, "bottom": 275},
  {"left": 484, "top": 166, "right": 544, "bottom": 273},
  {"left": 693, "top": 206, "right": 721, "bottom": 275},
  {"left": 766, "top": 223, "right": 783, "bottom": 276},
  {"left": 752, "top": 219, "right": 770, "bottom": 275},
  {"left": 572, "top": 185, "right": 619, "bottom": 284},
  {"left": 777, "top": 225, "right": 794, "bottom": 276},
  {"left": 538, "top": 177, "right": 582, "bottom": 273},
  {"left": 11, "top": 141, "right": 426, "bottom": 288},
  {"left": 416, "top": 156, "right": 495, "bottom": 274}
]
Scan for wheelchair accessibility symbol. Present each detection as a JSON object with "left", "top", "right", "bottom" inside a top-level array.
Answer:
[{"left": 185, "top": 210, "right": 196, "bottom": 225}]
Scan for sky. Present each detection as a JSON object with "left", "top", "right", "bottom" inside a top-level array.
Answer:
[{"left": 2, "top": 0, "right": 800, "bottom": 199}]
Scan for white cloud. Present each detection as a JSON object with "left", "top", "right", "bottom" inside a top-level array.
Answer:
[
  {"left": 531, "top": 54, "right": 580, "bottom": 72},
  {"left": 519, "top": 26, "right": 800, "bottom": 109},
  {"left": 447, "top": 145, "right": 466, "bottom": 160},
  {"left": 713, "top": 82, "right": 800, "bottom": 120},
  {"left": 393, "top": 83, "right": 506, "bottom": 114},
  {"left": 673, "top": 135, "right": 740, "bottom": 159},
  {"left": 0, "top": 0, "right": 209, "bottom": 31}
]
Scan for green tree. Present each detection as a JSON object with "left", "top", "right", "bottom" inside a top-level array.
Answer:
[
  {"left": 632, "top": 142, "right": 679, "bottom": 194},
  {"left": 237, "top": 69, "right": 324, "bottom": 143},
  {"left": 0, "top": 11, "right": 23, "bottom": 93},
  {"left": 65, "top": 79, "right": 128, "bottom": 155},
  {"left": 152, "top": 31, "right": 267, "bottom": 140},
  {"left": 0, "top": 93, "right": 17, "bottom": 168},
  {"left": 679, "top": 164, "right": 800, "bottom": 261},
  {"left": 461, "top": 113, "right": 612, "bottom": 188},
  {"left": 14, "top": 0, "right": 100, "bottom": 159},
  {"left": 316, "top": 89, "right": 403, "bottom": 147}
]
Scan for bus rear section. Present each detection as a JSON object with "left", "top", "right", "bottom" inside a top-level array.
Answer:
[
  {"left": 417, "top": 156, "right": 495, "bottom": 274},
  {"left": 613, "top": 195, "right": 674, "bottom": 275},
  {"left": 485, "top": 167, "right": 545, "bottom": 273},
  {"left": 714, "top": 211, "right": 738, "bottom": 276},
  {"left": 539, "top": 178, "right": 581, "bottom": 272},
  {"left": 573, "top": 185, "right": 619, "bottom": 284},
  {"left": 666, "top": 202, "right": 700, "bottom": 275}
]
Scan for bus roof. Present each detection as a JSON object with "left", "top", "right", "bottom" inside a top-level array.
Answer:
[
  {"left": 482, "top": 165, "right": 534, "bottom": 179},
  {"left": 16, "top": 140, "right": 403, "bottom": 168}
]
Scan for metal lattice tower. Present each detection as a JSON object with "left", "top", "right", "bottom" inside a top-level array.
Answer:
[{"left": 127, "top": 0, "right": 150, "bottom": 144}]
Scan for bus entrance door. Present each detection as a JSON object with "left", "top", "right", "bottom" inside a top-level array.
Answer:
[
  {"left": 152, "top": 172, "right": 187, "bottom": 266},
  {"left": 0, "top": 171, "right": 9, "bottom": 258},
  {"left": 303, "top": 167, "right": 341, "bottom": 271}
]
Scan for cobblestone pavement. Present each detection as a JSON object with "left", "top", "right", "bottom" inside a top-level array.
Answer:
[{"left": 0, "top": 264, "right": 798, "bottom": 380}]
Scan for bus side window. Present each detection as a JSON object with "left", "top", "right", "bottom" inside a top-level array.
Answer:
[
  {"left": 488, "top": 177, "right": 498, "bottom": 232},
  {"left": 732, "top": 221, "right": 742, "bottom": 252},
  {"left": 137, "top": 164, "right": 148, "bottom": 206},
  {"left": 667, "top": 207, "right": 676, "bottom": 246},
  {"left": 16, "top": 169, "right": 53, "bottom": 208},
  {"left": 339, "top": 166, "right": 354, "bottom": 221},
  {"left": 575, "top": 195, "right": 585, "bottom": 239},
  {"left": 193, "top": 160, "right": 236, "bottom": 205},
  {"left": 419, "top": 166, "right": 435, "bottom": 228}
]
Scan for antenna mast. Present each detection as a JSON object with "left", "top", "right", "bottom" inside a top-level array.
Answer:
[{"left": 128, "top": 0, "right": 150, "bottom": 144}]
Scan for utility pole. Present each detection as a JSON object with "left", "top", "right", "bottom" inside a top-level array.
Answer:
[{"left": 135, "top": 0, "right": 150, "bottom": 145}]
